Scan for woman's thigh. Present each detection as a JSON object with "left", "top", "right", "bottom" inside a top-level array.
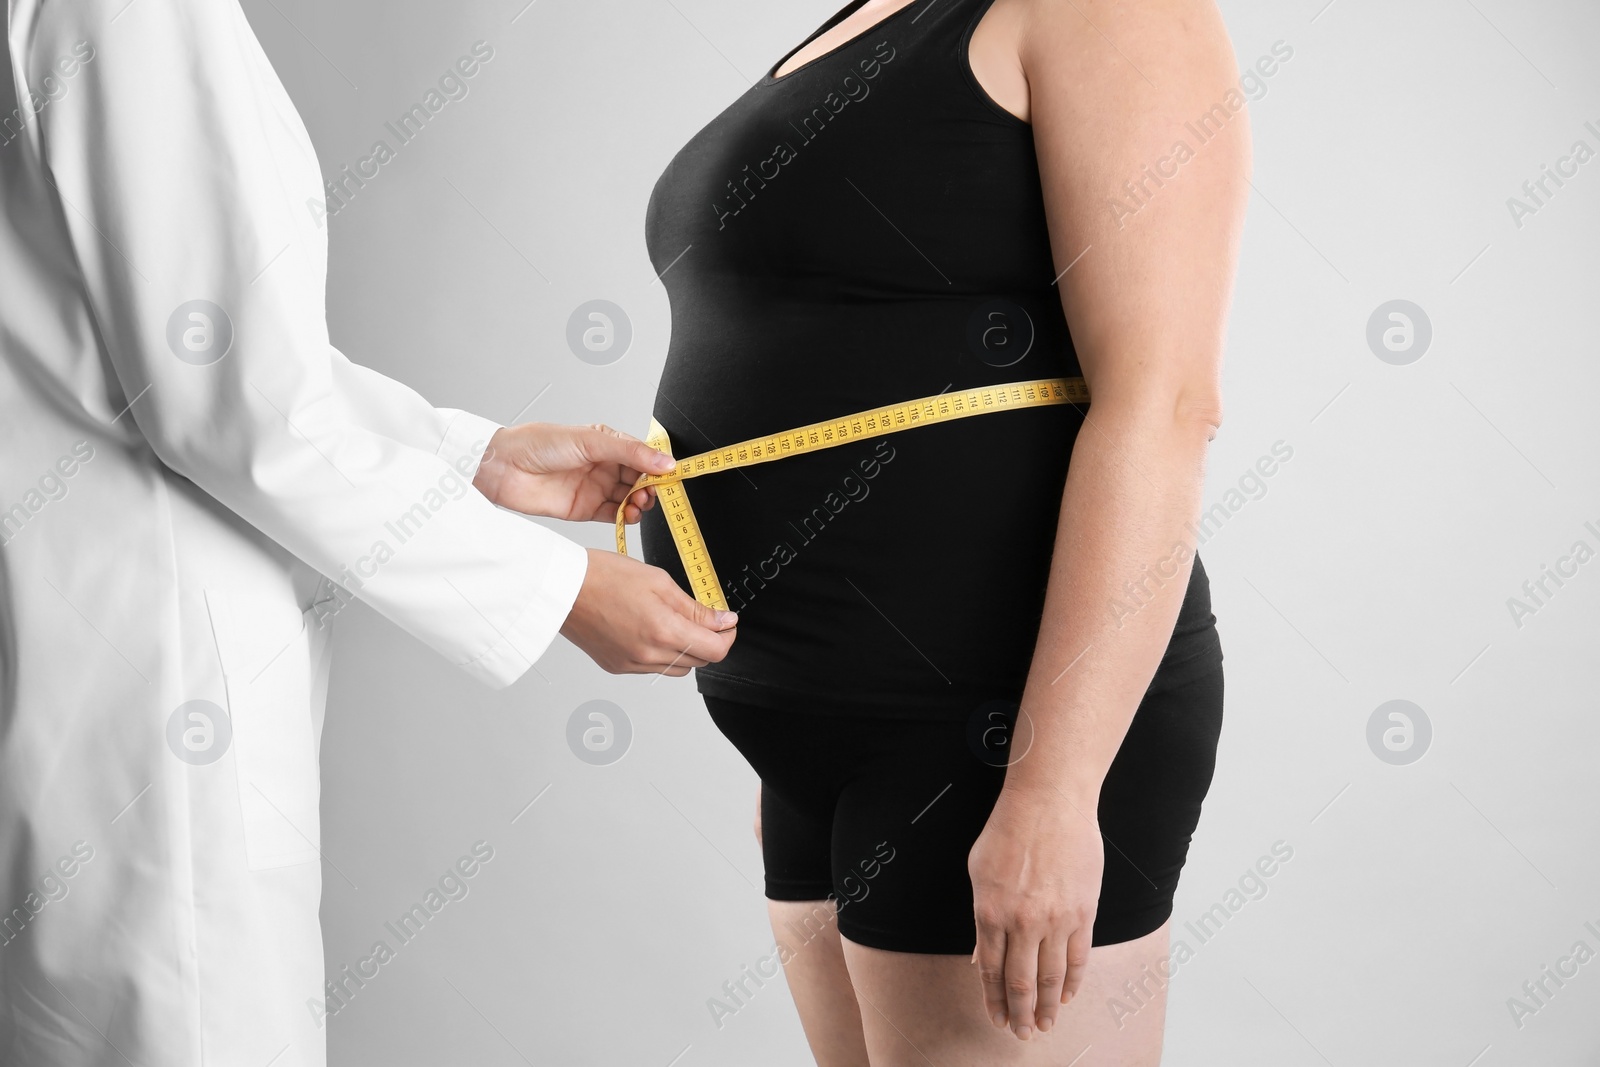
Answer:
[
  {"left": 707, "top": 666, "right": 1223, "bottom": 1062},
  {"left": 840, "top": 920, "right": 1172, "bottom": 1067},
  {"left": 767, "top": 899, "right": 871, "bottom": 1067}
]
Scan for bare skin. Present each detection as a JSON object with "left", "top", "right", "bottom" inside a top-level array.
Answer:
[
  {"left": 771, "top": 893, "right": 1172, "bottom": 1067},
  {"left": 768, "top": 901, "right": 873, "bottom": 1065},
  {"left": 473, "top": 421, "right": 664, "bottom": 523},
  {"left": 765, "top": 0, "right": 1250, "bottom": 1063},
  {"left": 561, "top": 548, "right": 737, "bottom": 675},
  {"left": 473, "top": 421, "right": 739, "bottom": 674},
  {"left": 846, "top": 921, "right": 1173, "bottom": 1066}
]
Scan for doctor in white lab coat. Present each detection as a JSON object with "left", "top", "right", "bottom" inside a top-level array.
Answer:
[{"left": 0, "top": 1, "right": 736, "bottom": 1064}]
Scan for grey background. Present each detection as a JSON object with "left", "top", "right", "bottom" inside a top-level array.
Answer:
[{"left": 238, "top": 0, "right": 1600, "bottom": 1063}]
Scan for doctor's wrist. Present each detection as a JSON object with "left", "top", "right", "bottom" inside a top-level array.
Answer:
[{"left": 470, "top": 428, "right": 512, "bottom": 507}]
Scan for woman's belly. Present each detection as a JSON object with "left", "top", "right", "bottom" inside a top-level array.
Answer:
[
  {"left": 642, "top": 413, "right": 1090, "bottom": 715},
  {"left": 641, "top": 292, "right": 1087, "bottom": 715},
  {"left": 641, "top": 288, "right": 1220, "bottom": 718}
]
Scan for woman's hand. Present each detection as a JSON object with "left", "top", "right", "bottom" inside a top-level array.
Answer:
[
  {"left": 968, "top": 781, "right": 1104, "bottom": 1040},
  {"left": 473, "top": 422, "right": 672, "bottom": 522}
]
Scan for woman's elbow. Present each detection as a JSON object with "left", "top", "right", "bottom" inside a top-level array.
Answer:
[
  {"left": 1174, "top": 390, "right": 1223, "bottom": 440},
  {"left": 1090, "top": 385, "right": 1222, "bottom": 442}
]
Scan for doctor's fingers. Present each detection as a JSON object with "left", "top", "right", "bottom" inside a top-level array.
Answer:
[
  {"left": 635, "top": 652, "right": 713, "bottom": 676},
  {"left": 624, "top": 483, "right": 659, "bottom": 513},
  {"left": 627, "top": 625, "right": 720, "bottom": 675},
  {"left": 649, "top": 617, "right": 736, "bottom": 670},
  {"left": 605, "top": 628, "right": 715, "bottom": 675},
  {"left": 611, "top": 486, "right": 659, "bottom": 525},
  {"left": 659, "top": 592, "right": 738, "bottom": 664},
  {"left": 579, "top": 424, "right": 675, "bottom": 476}
]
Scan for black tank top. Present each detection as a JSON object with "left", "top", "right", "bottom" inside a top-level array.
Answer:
[{"left": 641, "top": 0, "right": 1221, "bottom": 717}]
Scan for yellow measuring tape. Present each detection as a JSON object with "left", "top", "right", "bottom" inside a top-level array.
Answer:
[{"left": 615, "top": 377, "right": 1090, "bottom": 610}]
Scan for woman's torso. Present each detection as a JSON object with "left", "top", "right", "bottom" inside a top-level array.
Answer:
[{"left": 641, "top": 0, "right": 1220, "bottom": 717}]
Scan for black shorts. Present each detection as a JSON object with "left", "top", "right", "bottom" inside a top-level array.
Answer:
[{"left": 705, "top": 663, "right": 1225, "bottom": 955}]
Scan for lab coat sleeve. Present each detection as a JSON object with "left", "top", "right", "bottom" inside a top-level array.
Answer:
[
  {"left": 326, "top": 347, "right": 497, "bottom": 472},
  {"left": 31, "top": 1, "right": 589, "bottom": 689}
]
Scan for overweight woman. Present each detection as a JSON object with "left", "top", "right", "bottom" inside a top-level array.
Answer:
[{"left": 638, "top": 0, "right": 1250, "bottom": 1061}]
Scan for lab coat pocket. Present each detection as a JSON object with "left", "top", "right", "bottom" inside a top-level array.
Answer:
[{"left": 205, "top": 588, "right": 322, "bottom": 871}]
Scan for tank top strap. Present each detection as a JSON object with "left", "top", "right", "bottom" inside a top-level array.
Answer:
[
  {"left": 882, "top": 0, "right": 1001, "bottom": 61},
  {"left": 767, "top": 0, "right": 997, "bottom": 86},
  {"left": 902, "top": 0, "right": 998, "bottom": 51},
  {"left": 910, "top": 0, "right": 1001, "bottom": 36},
  {"left": 862, "top": 0, "right": 1009, "bottom": 109},
  {"left": 877, "top": 0, "right": 1018, "bottom": 126}
]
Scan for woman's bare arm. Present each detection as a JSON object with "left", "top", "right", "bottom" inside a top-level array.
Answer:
[{"left": 967, "top": 0, "right": 1251, "bottom": 1040}]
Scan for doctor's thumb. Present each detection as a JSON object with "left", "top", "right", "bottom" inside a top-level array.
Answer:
[
  {"left": 679, "top": 595, "right": 738, "bottom": 634},
  {"left": 578, "top": 426, "right": 675, "bottom": 474}
]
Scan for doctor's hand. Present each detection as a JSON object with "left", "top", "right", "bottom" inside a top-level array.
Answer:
[
  {"left": 473, "top": 423, "right": 671, "bottom": 524},
  {"left": 968, "top": 782, "right": 1104, "bottom": 1041},
  {"left": 560, "top": 549, "right": 738, "bottom": 675}
]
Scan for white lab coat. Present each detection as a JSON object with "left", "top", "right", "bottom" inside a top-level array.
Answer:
[{"left": 0, "top": 1, "right": 589, "bottom": 1063}]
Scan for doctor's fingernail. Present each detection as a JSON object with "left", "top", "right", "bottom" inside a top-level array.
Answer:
[
  {"left": 991, "top": 1011, "right": 1006, "bottom": 1027},
  {"left": 715, "top": 611, "right": 739, "bottom": 628},
  {"left": 650, "top": 452, "right": 675, "bottom": 472}
]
